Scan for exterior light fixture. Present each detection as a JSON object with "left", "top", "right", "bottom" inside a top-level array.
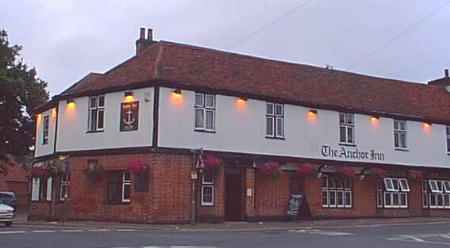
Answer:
[
  {"left": 308, "top": 109, "right": 318, "bottom": 115},
  {"left": 423, "top": 122, "right": 432, "bottom": 128},
  {"left": 173, "top": 89, "right": 182, "bottom": 95},
  {"left": 124, "top": 91, "right": 133, "bottom": 97},
  {"left": 124, "top": 91, "right": 135, "bottom": 102},
  {"left": 238, "top": 96, "right": 248, "bottom": 101},
  {"left": 66, "top": 99, "right": 75, "bottom": 105},
  {"left": 371, "top": 115, "right": 380, "bottom": 120}
]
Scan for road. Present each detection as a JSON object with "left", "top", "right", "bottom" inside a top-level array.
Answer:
[{"left": 3, "top": 220, "right": 450, "bottom": 248}]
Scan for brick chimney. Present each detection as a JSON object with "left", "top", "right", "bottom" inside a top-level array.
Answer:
[
  {"left": 428, "top": 69, "right": 450, "bottom": 91},
  {"left": 136, "top": 27, "right": 154, "bottom": 56}
]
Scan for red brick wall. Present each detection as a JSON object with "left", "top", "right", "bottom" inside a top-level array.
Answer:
[
  {"left": 254, "top": 170, "right": 290, "bottom": 219},
  {"left": 29, "top": 152, "right": 193, "bottom": 223}
]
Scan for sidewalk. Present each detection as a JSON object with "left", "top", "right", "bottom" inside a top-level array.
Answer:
[{"left": 17, "top": 216, "right": 450, "bottom": 232}]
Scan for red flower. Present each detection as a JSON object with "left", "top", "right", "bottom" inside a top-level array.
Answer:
[
  {"left": 203, "top": 154, "right": 222, "bottom": 170},
  {"left": 260, "top": 161, "right": 280, "bottom": 177},
  {"left": 128, "top": 160, "right": 146, "bottom": 175},
  {"left": 337, "top": 166, "right": 354, "bottom": 177},
  {"left": 296, "top": 163, "right": 315, "bottom": 176}
]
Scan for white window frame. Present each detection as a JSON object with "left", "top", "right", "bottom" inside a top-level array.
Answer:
[
  {"left": 339, "top": 112, "right": 355, "bottom": 145},
  {"left": 394, "top": 120, "right": 407, "bottom": 149},
  {"left": 59, "top": 175, "right": 70, "bottom": 201},
  {"left": 42, "top": 115, "right": 49, "bottom": 145},
  {"left": 424, "top": 180, "right": 450, "bottom": 209},
  {"left": 121, "top": 171, "right": 131, "bottom": 203},
  {"left": 46, "top": 176, "right": 53, "bottom": 201},
  {"left": 31, "top": 177, "right": 41, "bottom": 201},
  {"left": 194, "top": 92, "right": 216, "bottom": 132},
  {"left": 447, "top": 126, "right": 450, "bottom": 154},
  {"left": 88, "top": 95, "right": 105, "bottom": 132},
  {"left": 266, "top": 103, "right": 284, "bottom": 138},
  {"left": 201, "top": 174, "right": 214, "bottom": 206},
  {"left": 381, "top": 177, "right": 409, "bottom": 208},
  {"left": 321, "top": 175, "right": 352, "bottom": 208}
]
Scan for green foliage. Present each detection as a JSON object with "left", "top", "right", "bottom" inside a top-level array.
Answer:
[{"left": 0, "top": 30, "right": 49, "bottom": 172}]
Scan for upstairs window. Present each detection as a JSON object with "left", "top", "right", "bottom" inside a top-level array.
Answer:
[
  {"left": 194, "top": 93, "right": 216, "bottom": 132},
  {"left": 339, "top": 113, "right": 355, "bottom": 145},
  {"left": 266, "top": 103, "right": 284, "bottom": 138},
  {"left": 42, "top": 115, "right": 49, "bottom": 145},
  {"left": 447, "top": 126, "right": 450, "bottom": 153},
  {"left": 88, "top": 95, "right": 105, "bottom": 132},
  {"left": 394, "top": 120, "right": 407, "bottom": 149}
]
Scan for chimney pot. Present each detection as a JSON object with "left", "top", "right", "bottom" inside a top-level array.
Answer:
[
  {"left": 445, "top": 69, "right": 449, "bottom": 78},
  {"left": 147, "top": 28, "right": 153, "bottom": 41},
  {"left": 139, "top": 27, "right": 145, "bottom": 40}
]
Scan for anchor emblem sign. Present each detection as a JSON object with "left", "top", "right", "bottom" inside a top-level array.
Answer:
[{"left": 120, "top": 101, "right": 139, "bottom": 131}]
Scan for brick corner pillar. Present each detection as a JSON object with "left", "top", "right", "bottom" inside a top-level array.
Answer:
[{"left": 244, "top": 167, "right": 256, "bottom": 220}]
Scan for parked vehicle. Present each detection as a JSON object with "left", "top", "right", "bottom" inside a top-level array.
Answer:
[
  {"left": 0, "top": 203, "right": 15, "bottom": 226},
  {"left": 0, "top": 192, "right": 17, "bottom": 211}
]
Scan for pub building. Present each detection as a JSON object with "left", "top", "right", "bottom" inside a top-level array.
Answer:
[{"left": 30, "top": 28, "right": 450, "bottom": 223}]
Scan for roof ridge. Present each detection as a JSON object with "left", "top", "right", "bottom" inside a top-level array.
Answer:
[{"left": 158, "top": 40, "right": 425, "bottom": 87}]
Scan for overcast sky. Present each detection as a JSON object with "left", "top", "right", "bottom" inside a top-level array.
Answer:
[{"left": 1, "top": 0, "right": 449, "bottom": 96}]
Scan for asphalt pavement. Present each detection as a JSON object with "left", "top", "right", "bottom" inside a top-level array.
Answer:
[{"left": 3, "top": 218, "right": 450, "bottom": 248}]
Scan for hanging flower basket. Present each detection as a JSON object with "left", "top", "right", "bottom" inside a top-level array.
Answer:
[
  {"left": 337, "top": 166, "right": 354, "bottom": 177},
  {"left": 203, "top": 154, "right": 223, "bottom": 171},
  {"left": 85, "top": 162, "right": 104, "bottom": 183},
  {"left": 408, "top": 169, "right": 423, "bottom": 180},
  {"left": 259, "top": 161, "right": 281, "bottom": 179},
  {"left": 128, "top": 160, "right": 147, "bottom": 175},
  {"left": 296, "top": 163, "right": 315, "bottom": 176}
]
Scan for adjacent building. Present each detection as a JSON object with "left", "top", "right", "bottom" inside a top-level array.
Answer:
[{"left": 30, "top": 28, "right": 450, "bottom": 223}]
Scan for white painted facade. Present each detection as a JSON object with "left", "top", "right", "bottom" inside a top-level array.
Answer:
[
  {"left": 34, "top": 108, "right": 57, "bottom": 157},
  {"left": 158, "top": 87, "right": 450, "bottom": 168},
  {"left": 34, "top": 87, "right": 154, "bottom": 156},
  {"left": 34, "top": 85, "right": 450, "bottom": 169}
]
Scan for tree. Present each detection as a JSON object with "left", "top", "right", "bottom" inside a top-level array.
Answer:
[{"left": 0, "top": 30, "right": 49, "bottom": 174}]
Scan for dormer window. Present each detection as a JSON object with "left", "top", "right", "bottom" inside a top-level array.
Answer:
[{"left": 88, "top": 95, "right": 105, "bottom": 132}]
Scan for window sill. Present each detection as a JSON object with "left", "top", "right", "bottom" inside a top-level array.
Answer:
[
  {"left": 394, "top": 148, "right": 409, "bottom": 152},
  {"left": 194, "top": 129, "right": 216, "bottom": 134},
  {"left": 200, "top": 204, "right": 215, "bottom": 207},
  {"left": 338, "top": 143, "right": 356, "bottom": 147},
  {"left": 265, "top": 136, "right": 285, "bottom": 140},
  {"left": 86, "top": 130, "right": 104, "bottom": 134}
]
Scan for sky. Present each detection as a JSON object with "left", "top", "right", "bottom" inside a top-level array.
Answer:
[{"left": 1, "top": 0, "right": 449, "bottom": 96}]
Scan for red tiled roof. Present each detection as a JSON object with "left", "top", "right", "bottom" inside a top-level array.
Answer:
[{"left": 53, "top": 41, "right": 450, "bottom": 124}]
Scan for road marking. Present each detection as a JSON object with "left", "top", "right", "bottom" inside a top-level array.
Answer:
[
  {"left": 116, "top": 229, "right": 138, "bottom": 232},
  {"left": 61, "top": 229, "right": 83, "bottom": 232},
  {"left": 289, "top": 229, "right": 352, "bottom": 236},
  {"left": 31, "top": 230, "right": 56, "bottom": 233},
  {"left": 87, "top": 228, "right": 110, "bottom": 232},
  {"left": 0, "top": 231, "right": 26, "bottom": 234}
]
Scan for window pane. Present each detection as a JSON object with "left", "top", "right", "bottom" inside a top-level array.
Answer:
[
  {"left": 195, "top": 93, "right": 204, "bottom": 106},
  {"left": 400, "top": 121, "right": 406, "bottom": 130},
  {"left": 98, "top": 96, "right": 105, "bottom": 107},
  {"left": 90, "top": 109, "right": 97, "bottom": 131},
  {"left": 400, "top": 133, "right": 407, "bottom": 148},
  {"left": 46, "top": 177, "right": 53, "bottom": 201},
  {"left": 205, "top": 94, "right": 215, "bottom": 108},
  {"left": 392, "top": 192, "right": 399, "bottom": 205},
  {"left": 205, "top": 110, "right": 215, "bottom": 130},
  {"left": 274, "top": 104, "right": 283, "bottom": 115},
  {"left": 345, "top": 191, "right": 352, "bottom": 206},
  {"left": 266, "top": 117, "right": 274, "bottom": 136},
  {"left": 97, "top": 110, "right": 104, "bottom": 130},
  {"left": 203, "top": 173, "right": 214, "bottom": 184},
  {"left": 384, "top": 192, "right": 391, "bottom": 206},
  {"left": 123, "top": 172, "right": 131, "bottom": 181},
  {"left": 394, "top": 120, "right": 399, "bottom": 130},
  {"left": 90, "top": 97, "right": 97, "bottom": 108},
  {"left": 394, "top": 132, "right": 399, "bottom": 147},
  {"left": 337, "top": 191, "right": 344, "bottom": 206},
  {"left": 339, "top": 127, "right": 346, "bottom": 143},
  {"left": 266, "top": 103, "right": 274, "bottom": 115},
  {"left": 400, "top": 193, "right": 407, "bottom": 206},
  {"left": 32, "top": 177, "right": 40, "bottom": 201},
  {"left": 321, "top": 176, "right": 328, "bottom": 188},
  {"left": 346, "top": 113, "right": 354, "bottom": 125},
  {"left": 384, "top": 178, "right": 394, "bottom": 191},
  {"left": 276, "top": 117, "right": 284, "bottom": 137},
  {"left": 202, "top": 186, "right": 213, "bottom": 205},
  {"left": 339, "top": 113, "right": 345, "bottom": 124},
  {"left": 321, "top": 191, "right": 328, "bottom": 206},
  {"left": 123, "top": 184, "right": 131, "bottom": 201},
  {"left": 399, "top": 179, "right": 410, "bottom": 192},
  {"left": 392, "top": 179, "right": 400, "bottom": 191},
  {"left": 328, "top": 191, "right": 336, "bottom": 206},
  {"left": 347, "top": 127, "right": 354, "bottom": 143},
  {"left": 195, "top": 109, "right": 204, "bottom": 129}
]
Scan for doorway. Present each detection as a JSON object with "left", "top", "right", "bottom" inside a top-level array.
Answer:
[{"left": 224, "top": 167, "right": 244, "bottom": 221}]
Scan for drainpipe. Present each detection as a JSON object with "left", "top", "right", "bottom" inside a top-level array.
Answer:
[{"left": 190, "top": 148, "right": 203, "bottom": 224}]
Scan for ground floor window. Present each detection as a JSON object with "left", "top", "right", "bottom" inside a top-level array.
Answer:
[
  {"left": 107, "top": 171, "right": 131, "bottom": 204},
  {"left": 321, "top": 175, "right": 352, "bottom": 208},
  {"left": 201, "top": 172, "right": 214, "bottom": 206},
  {"left": 59, "top": 174, "right": 70, "bottom": 201},
  {"left": 31, "top": 176, "right": 53, "bottom": 202},
  {"left": 377, "top": 177, "right": 409, "bottom": 208},
  {"left": 423, "top": 180, "right": 450, "bottom": 209}
]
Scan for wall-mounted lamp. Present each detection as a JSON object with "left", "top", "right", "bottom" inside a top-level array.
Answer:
[
  {"left": 423, "top": 122, "right": 432, "bottom": 128},
  {"left": 66, "top": 99, "right": 75, "bottom": 105},
  {"left": 308, "top": 109, "right": 318, "bottom": 115},
  {"left": 124, "top": 91, "right": 135, "bottom": 102},
  {"left": 371, "top": 115, "right": 380, "bottom": 120},
  {"left": 173, "top": 89, "right": 182, "bottom": 95},
  {"left": 124, "top": 91, "right": 133, "bottom": 97},
  {"left": 238, "top": 96, "right": 248, "bottom": 101}
]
